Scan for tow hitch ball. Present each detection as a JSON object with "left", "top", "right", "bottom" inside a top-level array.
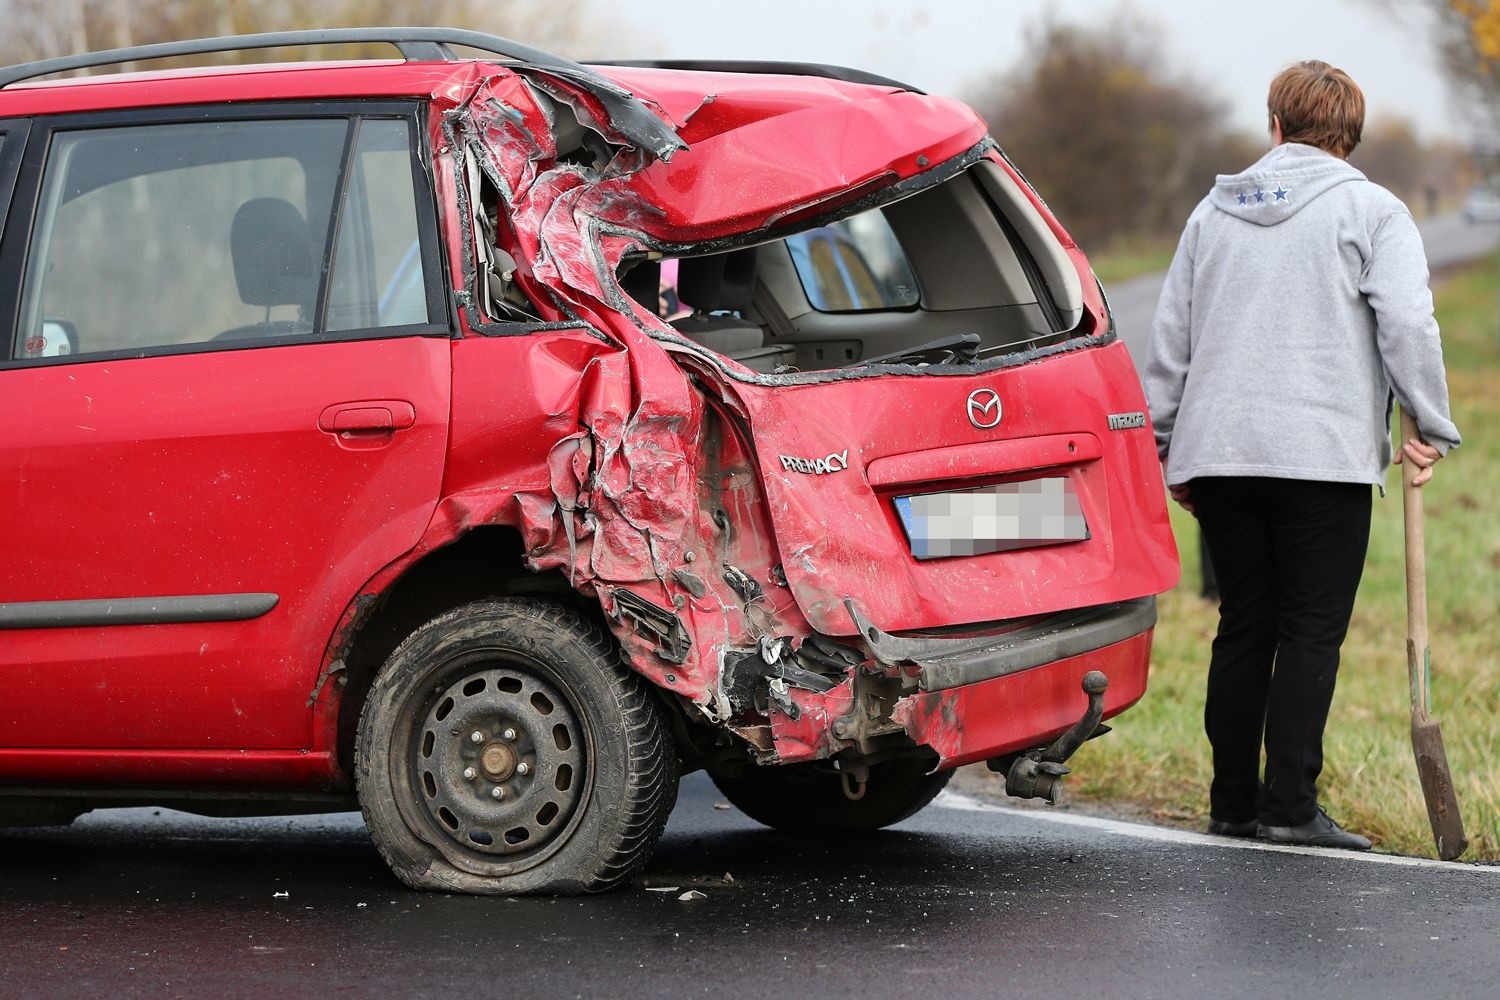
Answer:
[{"left": 993, "top": 671, "right": 1109, "bottom": 804}]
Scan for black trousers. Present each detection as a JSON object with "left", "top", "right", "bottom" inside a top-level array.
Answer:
[{"left": 1190, "top": 477, "right": 1372, "bottom": 827}]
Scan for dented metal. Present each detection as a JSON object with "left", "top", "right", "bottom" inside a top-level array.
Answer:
[{"left": 402, "top": 60, "right": 1176, "bottom": 779}]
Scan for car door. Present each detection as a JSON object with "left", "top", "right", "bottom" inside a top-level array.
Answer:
[{"left": 0, "top": 106, "right": 452, "bottom": 755}]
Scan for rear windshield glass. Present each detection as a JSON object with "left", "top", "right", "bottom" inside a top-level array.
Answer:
[{"left": 784, "top": 210, "right": 919, "bottom": 312}]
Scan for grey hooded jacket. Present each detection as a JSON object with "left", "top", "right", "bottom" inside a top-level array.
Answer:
[{"left": 1144, "top": 142, "right": 1460, "bottom": 488}]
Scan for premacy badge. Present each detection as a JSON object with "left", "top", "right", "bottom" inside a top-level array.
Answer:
[{"left": 779, "top": 450, "right": 850, "bottom": 475}]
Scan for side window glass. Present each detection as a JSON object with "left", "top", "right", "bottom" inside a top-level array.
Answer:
[
  {"left": 16, "top": 119, "right": 347, "bottom": 359},
  {"left": 327, "top": 119, "right": 432, "bottom": 332},
  {"left": 784, "top": 209, "right": 920, "bottom": 313}
]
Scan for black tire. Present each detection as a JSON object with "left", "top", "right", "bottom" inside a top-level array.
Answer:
[
  {"left": 355, "top": 598, "right": 677, "bottom": 895},
  {"left": 710, "top": 757, "right": 952, "bottom": 834},
  {"left": 0, "top": 798, "right": 86, "bottom": 827}
]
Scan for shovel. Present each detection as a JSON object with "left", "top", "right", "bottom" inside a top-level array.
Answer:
[{"left": 1400, "top": 406, "right": 1468, "bottom": 861}]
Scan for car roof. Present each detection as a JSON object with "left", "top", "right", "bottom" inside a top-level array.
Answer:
[
  {"left": 0, "top": 34, "right": 972, "bottom": 135},
  {"left": 0, "top": 56, "right": 919, "bottom": 122},
  {"left": 0, "top": 60, "right": 481, "bottom": 116},
  {"left": 0, "top": 29, "right": 687, "bottom": 158},
  {"left": 0, "top": 37, "right": 990, "bottom": 246}
]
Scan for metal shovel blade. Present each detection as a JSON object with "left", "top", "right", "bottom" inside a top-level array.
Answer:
[{"left": 1411, "top": 714, "right": 1468, "bottom": 861}]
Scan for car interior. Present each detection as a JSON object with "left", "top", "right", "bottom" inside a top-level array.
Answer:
[{"left": 622, "top": 160, "right": 1090, "bottom": 374}]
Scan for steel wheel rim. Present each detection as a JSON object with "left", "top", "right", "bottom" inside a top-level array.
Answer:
[{"left": 407, "top": 658, "right": 588, "bottom": 864}]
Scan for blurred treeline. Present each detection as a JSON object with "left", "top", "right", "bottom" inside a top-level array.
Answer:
[
  {"left": 965, "top": 15, "right": 1478, "bottom": 252},
  {"left": 0, "top": 0, "right": 620, "bottom": 69}
]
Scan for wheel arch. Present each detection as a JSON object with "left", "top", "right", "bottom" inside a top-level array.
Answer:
[{"left": 327, "top": 525, "right": 605, "bottom": 782}]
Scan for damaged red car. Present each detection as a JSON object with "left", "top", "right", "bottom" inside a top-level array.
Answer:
[{"left": 0, "top": 29, "right": 1178, "bottom": 894}]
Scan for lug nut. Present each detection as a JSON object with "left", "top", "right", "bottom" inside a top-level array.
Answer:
[
  {"left": 491, "top": 786, "right": 504, "bottom": 799},
  {"left": 470, "top": 731, "right": 484, "bottom": 744},
  {"left": 462, "top": 767, "right": 476, "bottom": 780},
  {"left": 516, "top": 762, "right": 531, "bottom": 776},
  {"left": 502, "top": 728, "right": 517, "bottom": 741}
]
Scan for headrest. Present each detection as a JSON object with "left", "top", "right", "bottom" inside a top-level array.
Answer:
[
  {"left": 676, "top": 249, "right": 757, "bottom": 315},
  {"left": 231, "top": 198, "right": 315, "bottom": 309},
  {"left": 620, "top": 258, "right": 661, "bottom": 313}
]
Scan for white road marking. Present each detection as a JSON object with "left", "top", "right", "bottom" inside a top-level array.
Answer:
[{"left": 934, "top": 790, "right": 1499, "bottom": 873}]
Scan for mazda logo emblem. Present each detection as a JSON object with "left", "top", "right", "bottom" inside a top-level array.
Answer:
[{"left": 966, "top": 388, "right": 1002, "bottom": 429}]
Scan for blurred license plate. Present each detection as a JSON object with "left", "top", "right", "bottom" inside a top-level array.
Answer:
[{"left": 894, "top": 477, "right": 1089, "bottom": 560}]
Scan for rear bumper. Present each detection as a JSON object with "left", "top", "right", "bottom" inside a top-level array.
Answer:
[
  {"left": 849, "top": 597, "right": 1155, "bottom": 692},
  {"left": 886, "top": 609, "right": 1156, "bottom": 769}
]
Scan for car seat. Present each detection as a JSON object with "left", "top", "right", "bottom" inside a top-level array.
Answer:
[
  {"left": 671, "top": 250, "right": 794, "bottom": 373},
  {"left": 217, "top": 197, "right": 317, "bottom": 340}
]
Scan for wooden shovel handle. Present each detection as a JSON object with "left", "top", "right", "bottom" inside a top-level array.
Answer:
[{"left": 1400, "top": 407, "right": 1429, "bottom": 715}]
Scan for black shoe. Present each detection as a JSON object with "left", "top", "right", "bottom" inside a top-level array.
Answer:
[
  {"left": 1257, "top": 809, "right": 1371, "bottom": 851},
  {"left": 1206, "top": 818, "right": 1259, "bottom": 838}
]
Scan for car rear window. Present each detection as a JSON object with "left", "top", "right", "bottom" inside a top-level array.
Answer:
[{"left": 784, "top": 209, "right": 920, "bottom": 312}]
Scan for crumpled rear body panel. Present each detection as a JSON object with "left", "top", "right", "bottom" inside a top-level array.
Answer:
[
  {"left": 433, "top": 72, "right": 809, "bottom": 724},
  {"left": 597, "top": 67, "right": 986, "bottom": 244},
  {"left": 417, "top": 64, "right": 1177, "bottom": 769}
]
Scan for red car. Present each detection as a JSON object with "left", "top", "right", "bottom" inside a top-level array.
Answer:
[{"left": 0, "top": 29, "right": 1178, "bottom": 894}]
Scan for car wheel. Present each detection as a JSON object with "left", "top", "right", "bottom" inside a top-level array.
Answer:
[
  {"left": 710, "top": 757, "right": 951, "bottom": 834},
  {"left": 356, "top": 598, "right": 677, "bottom": 895}
]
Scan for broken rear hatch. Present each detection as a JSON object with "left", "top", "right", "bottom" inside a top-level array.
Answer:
[
  {"left": 715, "top": 344, "right": 1178, "bottom": 637},
  {"left": 451, "top": 60, "right": 1178, "bottom": 731},
  {"left": 590, "top": 66, "right": 1177, "bottom": 638}
]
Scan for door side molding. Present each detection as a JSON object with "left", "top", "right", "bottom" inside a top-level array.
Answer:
[{"left": 0, "top": 593, "right": 279, "bottom": 629}]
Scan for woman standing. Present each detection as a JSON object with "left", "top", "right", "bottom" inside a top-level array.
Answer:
[{"left": 1144, "top": 61, "right": 1461, "bottom": 850}]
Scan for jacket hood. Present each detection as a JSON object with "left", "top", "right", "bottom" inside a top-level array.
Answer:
[{"left": 1210, "top": 142, "right": 1365, "bottom": 226}]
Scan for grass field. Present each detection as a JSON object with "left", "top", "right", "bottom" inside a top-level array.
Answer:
[
  {"left": 1088, "top": 238, "right": 1178, "bottom": 285},
  {"left": 1048, "top": 253, "right": 1500, "bottom": 859}
]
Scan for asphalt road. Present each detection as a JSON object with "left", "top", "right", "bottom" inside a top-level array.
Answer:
[
  {"left": 5, "top": 772, "right": 1499, "bottom": 999},
  {"left": 1109, "top": 213, "right": 1500, "bottom": 378}
]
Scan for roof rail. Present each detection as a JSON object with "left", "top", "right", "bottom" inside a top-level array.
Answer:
[
  {"left": 0, "top": 27, "right": 684, "bottom": 159},
  {"left": 591, "top": 59, "right": 923, "bottom": 95}
]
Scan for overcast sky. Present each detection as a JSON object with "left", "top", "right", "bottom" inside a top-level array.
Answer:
[{"left": 600, "top": 0, "right": 1465, "bottom": 141}]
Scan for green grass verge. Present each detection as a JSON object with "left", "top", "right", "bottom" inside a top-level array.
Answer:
[
  {"left": 1066, "top": 253, "right": 1500, "bottom": 859},
  {"left": 1088, "top": 240, "right": 1177, "bottom": 286}
]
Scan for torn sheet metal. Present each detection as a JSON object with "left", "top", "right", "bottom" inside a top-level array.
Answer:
[
  {"left": 766, "top": 679, "right": 856, "bottom": 764},
  {"left": 435, "top": 72, "right": 817, "bottom": 722},
  {"left": 407, "top": 63, "right": 1171, "bottom": 772}
]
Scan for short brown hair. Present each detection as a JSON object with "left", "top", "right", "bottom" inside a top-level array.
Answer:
[{"left": 1267, "top": 60, "right": 1365, "bottom": 158}]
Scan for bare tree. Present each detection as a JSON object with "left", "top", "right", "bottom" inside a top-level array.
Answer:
[
  {"left": 1426, "top": 0, "right": 1500, "bottom": 120},
  {"left": 1370, "top": 0, "right": 1500, "bottom": 151},
  {"left": 964, "top": 12, "right": 1253, "bottom": 250}
]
